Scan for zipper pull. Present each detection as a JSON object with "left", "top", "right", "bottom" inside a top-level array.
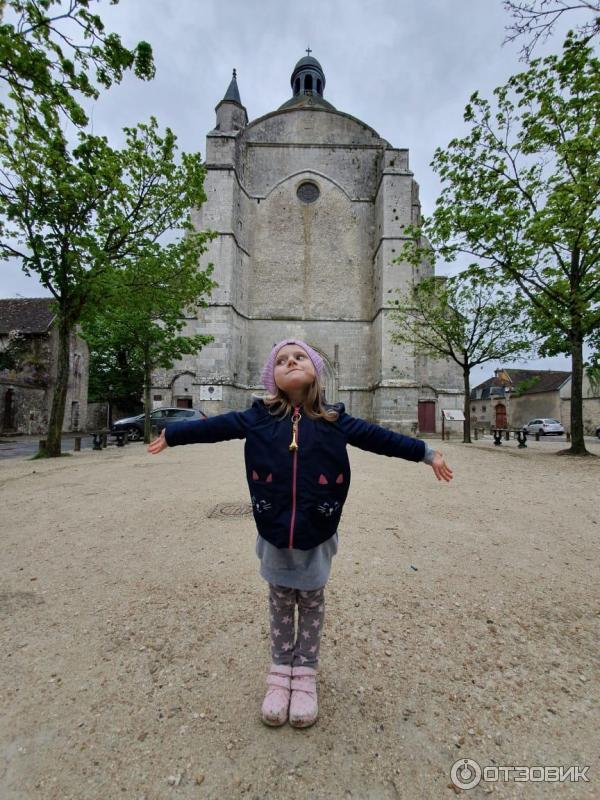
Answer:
[{"left": 289, "top": 405, "right": 301, "bottom": 451}]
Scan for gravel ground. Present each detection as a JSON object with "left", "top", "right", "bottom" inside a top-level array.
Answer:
[{"left": 1, "top": 434, "right": 599, "bottom": 800}]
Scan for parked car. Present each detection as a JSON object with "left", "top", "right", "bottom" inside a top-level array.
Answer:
[
  {"left": 111, "top": 407, "right": 207, "bottom": 441},
  {"left": 522, "top": 418, "right": 565, "bottom": 436}
]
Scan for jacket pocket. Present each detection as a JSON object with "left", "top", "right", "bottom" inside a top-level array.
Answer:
[
  {"left": 308, "top": 472, "right": 346, "bottom": 529},
  {"left": 248, "top": 469, "right": 279, "bottom": 519}
]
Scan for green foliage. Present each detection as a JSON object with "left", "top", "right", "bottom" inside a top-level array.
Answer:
[
  {"left": 0, "top": 0, "right": 154, "bottom": 126},
  {"left": 87, "top": 342, "right": 144, "bottom": 406},
  {"left": 30, "top": 448, "right": 71, "bottom": 459},
  {"left": 0, "top": 112, "right": 211, "bottom": 311},
  {"left": 402, "top": 33, "right": 600, "bottom": 451},
  {"left": 511, "top": 375, "right": 541, "bottom": 396},
  {"left": 82, "top": 230, "right": 218, "bottom": 408},
  {"left": 0, "top": 95, "right": 213, "bottom": 452},
  {"left": 422, "top": 34, "right": 600, "bottom": 356},
  {"left": 389, "top": 264, "right": 535, "bottom": 370},
  {"left": 0, "top": 329, "right": 30, "bottom": 369}
]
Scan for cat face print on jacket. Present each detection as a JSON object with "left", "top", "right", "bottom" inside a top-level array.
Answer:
[
  {"left": 250, "top": 469, "right": 273, "bottom": 515},
  {"left": 314, "top": 471, "right": 344, "bottom": 518}
]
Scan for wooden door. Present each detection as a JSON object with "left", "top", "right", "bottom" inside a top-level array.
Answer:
[
  {"left": 176, "top": 398, "right": 192, "bottom": 408},
  {"left": 418, "top": 400, "right": 436, "bottom": 433},
  {"left": 495, "top": 403, "right": 507, "bottom": 428}
]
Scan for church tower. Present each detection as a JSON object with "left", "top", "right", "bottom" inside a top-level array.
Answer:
[
  {"left": 289, "top": 50, "right": 326, "bottom": 99},
  {"left": 215, "top": 69, "right": 248, "bottom": 132},
  {"left": 151, "top": 54, "right": 463, "bottom": 432}
]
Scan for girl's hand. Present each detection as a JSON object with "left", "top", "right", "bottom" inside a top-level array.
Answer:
[
  {"left": 147, "top": 429, "right": 168, "bottom": 455},
  {"left": 431, "top": 451, "right": 453, "bottom": 482}
]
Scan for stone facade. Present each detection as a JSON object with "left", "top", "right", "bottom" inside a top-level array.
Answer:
[
  {"left": 469, "top": 368, "right": 600, "bottom": 435},
  {"left": 153, "top": 56, "right": 463, "bottom": 432},
  {"left": 0, "top": 298, "right": 89, "bottom": 435},
  {"left": 555, "top": 372, "right": 600, "bottom": 435}
]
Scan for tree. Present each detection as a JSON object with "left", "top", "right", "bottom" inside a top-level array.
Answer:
[
  {"left": 87, "top": 339, "right": 145, "bottom": 412},
  {"left": 0, "top": 113, "right": 213, "bottom": 455},
  {"left": 0, "top": 0, "right": 154, "bottom": 126},
  {"left": 389, "top": 268, "right": 535, "bottom": 442},
  {"left": 503, "top": 0, "right": 600, "bottom": 60},
  {"left": 420, "top": 34, "right": 600, "bottom": 455},
  {"left": 82, "top": 231, "right": 217, "bottom": 443},
  {"left": 0, "top": 328, "right": 31, "bottom": 370}
]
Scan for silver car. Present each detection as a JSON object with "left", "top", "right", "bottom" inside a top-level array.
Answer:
[
  {"left": 523, "top": 418, "right": 565, "bottom": 436},
  {"left": 111, "top": 407, "right": 207, "bottom": 441}
]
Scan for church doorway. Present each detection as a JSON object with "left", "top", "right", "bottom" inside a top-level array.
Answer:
[
  {"left": 176, "top": 398, "right": 193, "bottom": 409},
  {"left": 418, "top": 400, "right": 436, "bottom": 433}
]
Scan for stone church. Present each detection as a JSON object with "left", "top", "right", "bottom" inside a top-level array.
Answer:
[{"left": 152, "top": 53, "right": 463, "bottom": 433}]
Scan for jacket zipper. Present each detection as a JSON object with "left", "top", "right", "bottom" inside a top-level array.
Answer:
[{"left": 288, "top": 404, "right": 301, "bottom": 548}]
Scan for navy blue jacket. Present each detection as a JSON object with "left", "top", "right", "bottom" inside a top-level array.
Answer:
[{"left": 164, "top": 399, "right": 426, "bottom": 550}]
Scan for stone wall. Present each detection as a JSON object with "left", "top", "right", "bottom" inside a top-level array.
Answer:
[
  {"left": 0, "top": 327, "right": 89, "bottom": 434},
  {"left": 155, "top": 105, "right": 464, "bottom": 430}
]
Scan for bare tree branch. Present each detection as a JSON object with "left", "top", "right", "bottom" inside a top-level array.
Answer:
[{"left": 503, "top": 0, "right": 600, "bottom": 60}]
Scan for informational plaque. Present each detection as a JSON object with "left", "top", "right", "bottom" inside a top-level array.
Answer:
[
  {"left": 200, "top": 385, "right": 223, "bottom": 401},
  {"left": 442, "top": 409, "right": 465, "bottom": 421}
]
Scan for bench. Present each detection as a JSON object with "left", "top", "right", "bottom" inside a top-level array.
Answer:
[
  {"left": 490, "top": 428, "right": 528, "bottom": 448},
  {"left": 90, "top": 430, "right": 109, "bottom": 450},
  {"left": 89, "top": 430, "right": 128, "bottom": 449}
]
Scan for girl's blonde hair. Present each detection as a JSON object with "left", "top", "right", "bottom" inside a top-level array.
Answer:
[{"left": 262, "top": 371, "right": 340, "bottom": 423}]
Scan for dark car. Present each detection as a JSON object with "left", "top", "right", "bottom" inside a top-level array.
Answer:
[{"left": 111, "top": 407, "right": 207, "bottom": 441}]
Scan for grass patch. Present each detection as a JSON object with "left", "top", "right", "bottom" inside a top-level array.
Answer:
[{"left": 29, "top": 450, "right": 72, "bottom": 460}]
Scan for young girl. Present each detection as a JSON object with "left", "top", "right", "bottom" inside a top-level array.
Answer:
[{"left": 148, "top": 338, "right": 453, "bottom": 729}]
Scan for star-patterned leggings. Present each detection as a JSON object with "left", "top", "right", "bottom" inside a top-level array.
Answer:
[{"left": 268, "top": 583, "right": 325, "bottom": 669}]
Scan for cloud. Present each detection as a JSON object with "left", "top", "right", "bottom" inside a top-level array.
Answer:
[{"left": 1, "top": 0, "right": 584, "bottom": 372}]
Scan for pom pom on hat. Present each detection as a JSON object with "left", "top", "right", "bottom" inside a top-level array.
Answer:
[{"left": 260, "top": 338, "right": 324, "bottom": 395}]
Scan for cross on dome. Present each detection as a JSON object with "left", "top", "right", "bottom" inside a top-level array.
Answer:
[{"left": 290, "top": 50, "right": 325, "bottom": 99}]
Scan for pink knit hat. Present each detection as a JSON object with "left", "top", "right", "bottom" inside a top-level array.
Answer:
[{"left": 260, "top": 338, "right": 324, "bottom": 395}]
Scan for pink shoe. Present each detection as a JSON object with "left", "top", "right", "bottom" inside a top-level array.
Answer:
[
  {"left": 289, "top": 665, "right": 318, "bottom": 728},
  {"left": 261, "top": 663, "right": 292, "bottom": 727}
]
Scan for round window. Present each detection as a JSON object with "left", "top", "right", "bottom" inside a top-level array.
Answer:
[{"left": 296, "top": 182, "right": 320, "bottom": 203}]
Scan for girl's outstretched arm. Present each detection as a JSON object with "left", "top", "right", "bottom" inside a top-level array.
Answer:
[
  {"left": 429, "top": 450, "right": 453, "bottom": 482},
  {"left": 334, "top": 404, "right": 453, "bottom": 481},
  {"left": 148, "top": 429, "right": 168, "bottom": 455},
  {"left": 147, "top": 400, "right": 263, "bottom": 453}
]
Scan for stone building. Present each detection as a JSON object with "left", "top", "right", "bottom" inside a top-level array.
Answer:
[
  {"left": 152, "top": 54, "right": 463, "bottom": 433},
  {"left": 0, "top": 298, "right": 89, "bottom": 435},
  {"left": 470, "top": 369, "right": 572, "bottom": 431}
]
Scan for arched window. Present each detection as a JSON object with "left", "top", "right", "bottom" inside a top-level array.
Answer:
[
  {"left": 294, "top": 77, "right": 300, "bottom": 94},
  {"left": 317, "top": 79, "right": 322, "bottom": 94},
  {"left": 304, "top": 74, "right": 313, "bottom": 93}
]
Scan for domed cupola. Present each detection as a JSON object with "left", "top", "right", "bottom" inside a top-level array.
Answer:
[{"left": 291, "top": 48, "right": 326, "bottom": 98}]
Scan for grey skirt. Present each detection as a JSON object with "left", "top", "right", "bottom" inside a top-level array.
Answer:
[{"left": 255, "top": 530, "right": 339, "bottom": 590}]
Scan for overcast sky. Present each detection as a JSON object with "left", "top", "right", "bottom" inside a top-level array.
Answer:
[{"left": 2, "top": 0, "right": 593, "bottom": 377}]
